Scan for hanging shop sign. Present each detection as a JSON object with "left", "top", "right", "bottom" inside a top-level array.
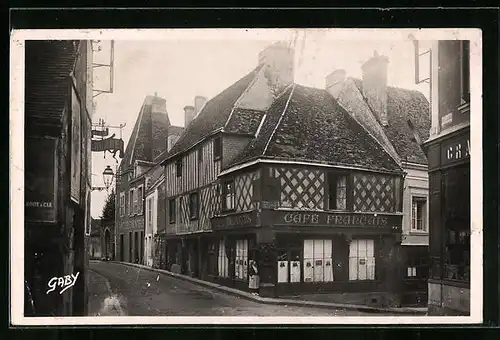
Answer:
[
  {"left": 91, "top": 133, "right": 124, "bottom": 159},
  {"left": 211, "top": 212, "right": 257, "bottom": 230},
  {"left": 274, "top": 211, "right": 401, "bottom": 228},
  {"left": 25, "top": 137, "right": 58, "bottom": 223}
]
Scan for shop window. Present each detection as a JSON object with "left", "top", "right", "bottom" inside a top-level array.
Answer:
[
  {"left": 443, "top": 165, "right": 470, "bottom": 282},
  {"left": 349, "top": 239, "right": 375, "bottom": 281},
  {"left": 328, "top": 173, "right": 347, "bottom": 210},
  {"left": 277, "top": 248, "right": 302, "bottom": 283},
  {"left": 303, "top": 239, "right": 334, "bottom": 283},
  {"left": 218, "top": 240, "right": 229, "bottom": 278},
  {"left": 444, "top": 229, "right": 470, "bottom": 282},
  {"left": 169, "top": 198, "right": 176, "bottom": 224},
  {"left": 411, "top": 197, "right": 427, "bottom": 232},
  {"left": 222, "top": 180, "right": 235, "bottom": 211},
  {"left": 189, "top": 192, "right": 199, "bottom": 220},
  {"left": 235, "top": 239, "right": 248, "bottom": 280}
]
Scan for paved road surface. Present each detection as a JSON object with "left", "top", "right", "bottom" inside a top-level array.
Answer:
[{"left": 88, "top": 261, "right": 384, "bottom": 317}]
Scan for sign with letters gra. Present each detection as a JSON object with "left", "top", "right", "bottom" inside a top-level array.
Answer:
[
  {"left": 275, "top": 211, "right": 401, "bottom": 228},
  {"left": 25, "top": 137, "right": 58, "bottom": 223},
  {"left": 441, "top": 132, "right": 470, "bottom": 166}
]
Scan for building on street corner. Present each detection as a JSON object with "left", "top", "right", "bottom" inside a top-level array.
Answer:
[
  {"left": 160, "top": 42, "right": 431, "bottom": 308},
  {"left": 24, "top": 40, "right": 94, "bottom": 316},
  {"left": 421, "top": 40, "right": 471, "bottom": 316}
]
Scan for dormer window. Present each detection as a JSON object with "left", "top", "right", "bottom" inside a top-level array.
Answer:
[
  {"left": 213, "top": 136, "right": 222, "bottom": 160},
  {"left": 175, "top": 159, "right": 182, "bottom": 177}
]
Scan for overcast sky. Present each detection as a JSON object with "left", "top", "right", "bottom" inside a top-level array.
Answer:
[{"left": 90, "top": 30, "right": 431, "bottom": 218}]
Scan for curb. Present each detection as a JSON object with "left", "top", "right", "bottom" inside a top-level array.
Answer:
[
  {"left": 88, "top": 267, "right": 125, "bottom": 316},
  {"left": 106, "top": 261, "right": 427, "bottom": 316}
]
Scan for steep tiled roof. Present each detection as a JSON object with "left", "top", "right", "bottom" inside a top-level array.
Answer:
[
  {"left": 119, "top": 96, "right": 170, "bottom": 173},
  {"left": 352, "top": 79, "right": 430, "bottom": 164},
  {"left": 225, "top": 108, "right": 265, "bottom": 135},
  {"left": 228, "top": 85, "right": 402, "bottom": 173},
  {"left": 165, "top": 66, "right": 262, "bottom": 160},
  {"left": 25, "top": 40, "right": 79, "bottom": 127}
]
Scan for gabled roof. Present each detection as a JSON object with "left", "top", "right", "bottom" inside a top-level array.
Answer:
[
  {"left": 164, "top": 65, "right": 262, "bottom": 161},
  {"left": 352, "top": 79, "right": 430, "bottom": 164},
  {"left": 227, "top": 84, "right": 402, "bottom": 173},
  {"left": 119, "top": 96, "right": 170, "bottom": 173},
  {"left": 25, "top": 40, "right": 79, "bottom": 127}
]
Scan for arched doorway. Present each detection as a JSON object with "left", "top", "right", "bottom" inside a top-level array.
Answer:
[{"left": 104, "top": 228, "right": 111, "bottom": 258}]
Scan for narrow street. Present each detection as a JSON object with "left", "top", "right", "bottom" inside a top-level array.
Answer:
[{"left": 88, "top": 261, "right": 387, "bottom": 317}]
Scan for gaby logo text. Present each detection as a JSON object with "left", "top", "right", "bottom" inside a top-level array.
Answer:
[{"left": 46, "top": 272, "right": 80, "bottom": 295}]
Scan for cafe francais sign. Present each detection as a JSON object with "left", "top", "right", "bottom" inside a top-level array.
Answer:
[
  {"left": 212, "top": 212, "right": 257, "bottom": 230},
  {"left": 274, "top": 211, "right": 401, "bottom": 228}
]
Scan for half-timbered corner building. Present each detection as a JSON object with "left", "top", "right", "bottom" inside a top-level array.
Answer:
[
  {"left": 115, "top": 94, "right": 174, "bottom": 264},
  {"left": 162, "top": 42, "right": 414, "bottom": 307}
]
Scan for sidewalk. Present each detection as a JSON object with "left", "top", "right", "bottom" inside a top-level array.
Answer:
[{"left": 112, "top": 261, "right": 427, "bottom": 316}]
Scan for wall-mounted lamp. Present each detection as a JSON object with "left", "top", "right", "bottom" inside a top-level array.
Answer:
[{"left": 92, "top": 165, "right": 115, "bottom": 192}]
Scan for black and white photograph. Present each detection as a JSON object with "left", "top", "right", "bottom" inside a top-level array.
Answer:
[{"left": 10, "top": 28, "right": 482, "bottom": 325}]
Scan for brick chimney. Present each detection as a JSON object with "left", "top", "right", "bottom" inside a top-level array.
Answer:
[
  {"left": 258, "top": 41, "right": 294, "bottom": 95},
  {"left": 194, "top": 95, "right": 207, "bottom": 115},
  {"left": 184, "top": 105, "right": 195, "bottom": 127},
  {"left": 325, "top": 69, "right": 346, "bottom": 99},
  {"left": 361, "top": 51, "right": 389, "bottom": 126}
]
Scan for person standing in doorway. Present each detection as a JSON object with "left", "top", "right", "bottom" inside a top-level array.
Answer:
[{"left": 248, "top": 260, "right": 259, "bottom": 295}]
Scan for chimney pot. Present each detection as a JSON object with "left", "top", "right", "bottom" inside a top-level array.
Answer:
[
  {"left": 257, "top": 41, "right": 295, "bottom": 93},
  {"left": 184, "top": 105, "right": 196, "bottom": 127},
  {"left": 361, "top": 53, "right": 389, "bottom": 126},
  {"left": 194, "top": 96, "right": 207, "bottom": 115}
]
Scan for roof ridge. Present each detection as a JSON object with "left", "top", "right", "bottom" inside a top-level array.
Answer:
[
  {"left": 262, "top": 84, "right": 296, "bottom": 156},
  {"left": 223, "top": 64, "right": 264, "bottom": 130}
]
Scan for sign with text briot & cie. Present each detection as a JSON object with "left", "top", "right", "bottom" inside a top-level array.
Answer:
[{"left": 25, "top": 137, "right": 58, "bottom": 223}]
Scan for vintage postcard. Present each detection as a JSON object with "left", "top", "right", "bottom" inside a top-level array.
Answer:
[{"left": 10, "top": 28, "right": 482, "bottom": 325}]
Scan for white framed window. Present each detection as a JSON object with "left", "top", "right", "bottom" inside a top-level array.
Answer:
[
  {"left": 146, "top": 196, "right": 154, "bottom": 234},
  {"left": 129, "top": 189, "right": 134, "bottom": 216},
  {"left": 349, "top": 239, "right": 375, "bottom": 281},
  {"left": 303, "top": 239, "right": 334, "bottom": 283},
  {"left": 218, "top": 239, "right": 229, "bottom": 278},
  {"left": 119, "top": 192, "right": 125, "bottom": 217},
  {"left": 235, "top": 239, "right": 248, "bottom": 280},
  {"left": 137, "top": 185, "right": 144, "bottom": 215},
  {"left": 407, "top": 266, "right": 417, "bottom": 278},
  {"left": 411, "top": 196, "right": 427, "bottom": 232}
]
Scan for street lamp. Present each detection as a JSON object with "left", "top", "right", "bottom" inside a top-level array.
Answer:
[
  {"left": 92, "top": 165, "right": 115, "bottom": 192},
  {"left": 102, "top": 165, "right": 115, "bottom": 189}
]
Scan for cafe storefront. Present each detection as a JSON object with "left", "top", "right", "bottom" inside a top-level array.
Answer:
[{"left": 211, "top": 209, "right": 405, "bottom": 306}]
